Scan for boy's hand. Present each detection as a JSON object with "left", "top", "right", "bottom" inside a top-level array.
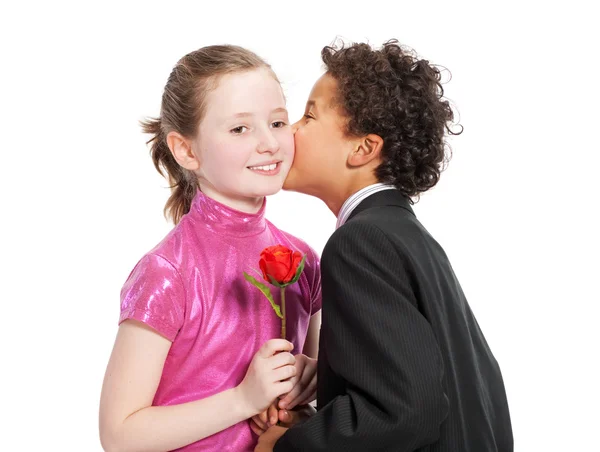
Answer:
[
  {"left": 250, "top": 401, "right": 279, "bottom": 436},
  {"left": 254, "top": 425, "right": 288, "bottom": 452},
  {"left": 278, "top": 403, "right": 316, "bottom": 426},
  {"left": 278, "top": 354, "right": 317, "bottom": 411}
]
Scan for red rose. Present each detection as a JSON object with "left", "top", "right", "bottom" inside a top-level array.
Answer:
[{"left": 259, "top": 245, "right": 303, "bottom": 285}]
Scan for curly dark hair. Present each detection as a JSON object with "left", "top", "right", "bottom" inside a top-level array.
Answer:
[{"left": 322, "top": 39, "right": 462, "bottom": 199}]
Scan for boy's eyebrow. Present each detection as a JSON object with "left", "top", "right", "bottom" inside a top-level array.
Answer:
[{"left": 305, "top": 100, "right": 316, "bottom": 110}]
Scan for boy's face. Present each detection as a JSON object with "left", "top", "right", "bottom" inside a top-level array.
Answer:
[{"left": 284, "top": 73, "right": 355, "bottom": 198}]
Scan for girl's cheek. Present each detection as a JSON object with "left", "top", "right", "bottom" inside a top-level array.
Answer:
[{"left": 283, "top": 132, "right": 295, "bottom": 156}]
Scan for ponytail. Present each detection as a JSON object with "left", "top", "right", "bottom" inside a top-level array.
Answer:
[{"left": 140, "top": 117, "right": 198, "bottom": 224}]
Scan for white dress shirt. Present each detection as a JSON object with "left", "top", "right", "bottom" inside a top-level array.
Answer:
[{"left": 335, "top": 183, "right": 397, "bottom": 229}]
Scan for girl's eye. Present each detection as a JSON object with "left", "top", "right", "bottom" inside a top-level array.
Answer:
[
  {"left": 304, "top": 114, "right": 314, "bottom": 121},
  {"left": 272, "top": 121, "right": 287, "bottom": 129},
  {"left": 231, "top": 126, "right": 248, "bottom": 134}
]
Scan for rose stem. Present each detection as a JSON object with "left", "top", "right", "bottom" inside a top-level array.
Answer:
[{"left": 280, "top": 287, "right": 286, "bottom": 340}]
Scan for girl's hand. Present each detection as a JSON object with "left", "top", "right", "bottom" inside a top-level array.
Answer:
[
  {"left": 237, "top": 339, "right": 297, "bottom": 416},
  {"left": 249, "top": 401, "right": 279, "bottom": 436},
  {"left": 277, "top": 354, "right": 317, "bottom": 411}
]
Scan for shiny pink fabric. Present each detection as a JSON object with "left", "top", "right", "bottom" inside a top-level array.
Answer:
[{"left": 119, "top": 191, "right": 321, "bottom": 451}]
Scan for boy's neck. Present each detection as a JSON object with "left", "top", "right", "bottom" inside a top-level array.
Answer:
[{"left": 322, "top": 174, "right": 380, "bottom": 217}]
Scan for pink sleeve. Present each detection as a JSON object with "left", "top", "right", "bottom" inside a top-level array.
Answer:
[
  {"left": 119, "top": 253, "right": 186, "bottom": 341},
  {"left": 306, "top": 246, "right": 322, "bottom": 315}
]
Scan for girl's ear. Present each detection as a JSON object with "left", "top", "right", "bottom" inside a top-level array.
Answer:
[{"left": 167, "top": 132, "right": 200, "bottom": 171}]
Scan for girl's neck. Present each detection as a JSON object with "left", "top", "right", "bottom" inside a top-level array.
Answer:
[{"left": 199, "top": 185, "right": 264, "bottom": 214}]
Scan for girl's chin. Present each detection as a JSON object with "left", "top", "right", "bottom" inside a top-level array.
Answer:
[
  {"left": 247, "top": 185, "right": 284, "bottom": 198},
  {"left": 251, "top": 177, "right": 287, "bottom": 196}
]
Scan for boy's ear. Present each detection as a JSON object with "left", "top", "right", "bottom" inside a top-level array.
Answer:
[
  {"left": 347, "top": 134, "right": 383, "bottom": 168},
  {"left": 166, "top": 132, "right": 200, "bottom": 171}
]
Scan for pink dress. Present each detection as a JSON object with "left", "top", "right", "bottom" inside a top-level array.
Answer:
[{"left": 119, "top": 191, "right": 321, "bottom": 451}]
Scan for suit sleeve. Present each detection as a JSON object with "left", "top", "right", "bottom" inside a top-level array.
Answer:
[{"left": 275, "top": 222, "right": 448, "bottom": 451}]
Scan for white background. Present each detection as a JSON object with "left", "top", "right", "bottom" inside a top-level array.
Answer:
[{"left": 1, "top": 1, "right": 598, "bottom": 450}]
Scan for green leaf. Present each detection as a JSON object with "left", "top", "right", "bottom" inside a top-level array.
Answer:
[
  {"left": 267, "top": 274, "right": 285, "bottom": 288},
  {"left": 288, "top": 254, "right": 307, "bottom": 285},
  {"left": 243, "top": 272, "right": 283, "bottom": 319}
]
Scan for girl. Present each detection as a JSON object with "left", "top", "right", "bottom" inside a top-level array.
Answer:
[{"left": 99, "top": 45, "right": 321, "bottom": 452}]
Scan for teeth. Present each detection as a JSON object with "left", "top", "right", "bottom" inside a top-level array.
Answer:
[{"left": 250, "top": 163, "right": 277, "bottom": 171}]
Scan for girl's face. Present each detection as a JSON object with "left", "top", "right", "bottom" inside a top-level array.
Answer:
[{"left": 192, "top": 68, "right": 294, "bottom": 209}]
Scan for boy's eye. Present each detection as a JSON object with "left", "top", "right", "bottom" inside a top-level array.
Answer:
[
  {"left": 231, "top": 126, "right": 248, "bottom": 134},
  {"left": 272, "top": 121, "right": 286, "bottom": 129},
  {"left": 304, "top": 114, "right": 314, "bottom": 121}
]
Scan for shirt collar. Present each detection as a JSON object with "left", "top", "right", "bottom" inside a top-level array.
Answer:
[{"left": 336, "top": 183, "right": 396, "bottom": 229}]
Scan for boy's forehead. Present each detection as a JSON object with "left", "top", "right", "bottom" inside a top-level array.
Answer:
[{"left": 309, "top": 74, "right": 338, "bottom": 108}]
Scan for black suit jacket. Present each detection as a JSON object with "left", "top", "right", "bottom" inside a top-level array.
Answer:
[{"left": 275, "top": 190, "right": 513, "bottom": 451}]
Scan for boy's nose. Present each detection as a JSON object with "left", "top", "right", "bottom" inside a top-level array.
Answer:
[{"left": 291, "top": 121, "right": 300, "bottom": 134}]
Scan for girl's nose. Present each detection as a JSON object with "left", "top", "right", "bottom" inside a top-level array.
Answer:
[{"left": 257, "top": 131, "right": 280, "bottom": 154}]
